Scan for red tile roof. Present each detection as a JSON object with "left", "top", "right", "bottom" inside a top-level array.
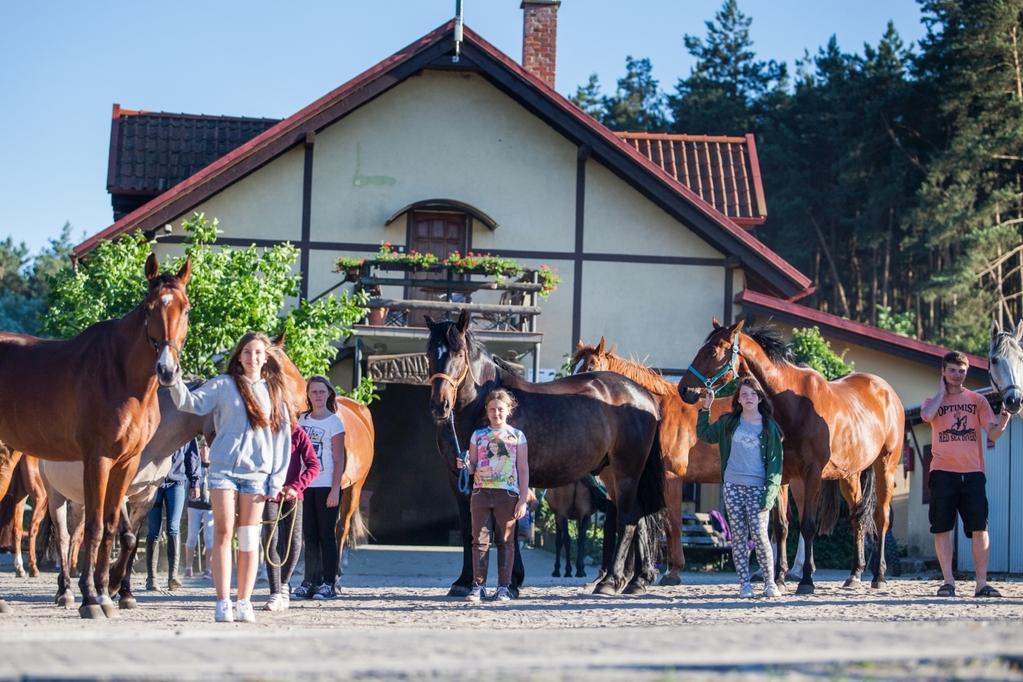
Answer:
[
  {"left": 738, "top": 289, "right": 989, "bottom": 375},
  {"left": 617, "top": 132, "right": 766, "bottom": 228},
  {"left": 75, "top": 21, "right": 811, "bottom": 298}
]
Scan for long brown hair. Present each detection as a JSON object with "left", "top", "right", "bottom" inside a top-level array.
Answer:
[
  {"left": 304, "top": 375, "right": 338, "bottom": 415},
  {"left": 226, "top": 331, "right": 288, "bottom": 431},
  {"left": 730, "top": 374, "right": 774, "bottom": 421}
]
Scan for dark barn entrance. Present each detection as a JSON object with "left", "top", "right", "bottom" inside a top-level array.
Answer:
[{"left": 364, "top": 384, "right": 459, "bottom": 545}]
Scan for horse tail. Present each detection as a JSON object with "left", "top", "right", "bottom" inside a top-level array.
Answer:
[
  {"left": 346, "top": 506, "right": 370, "bottom": 549},
  {"left": 816, "top": 479, "right": 842, "bottom": 536},
  {"left": 850, "top": 467, "right": 877, "bottom": 541},
  {"left": 638, "top": 427, "right": 666, "bottom": 517}
]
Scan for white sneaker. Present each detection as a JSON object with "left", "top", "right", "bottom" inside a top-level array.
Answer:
[
  {"left": 494, "top": 586, "right": 512, "bottom": 602},
  {"left": 263, "top": 593, "right": 287, "bottom": 612},
  {"left": 465, "top": 585, "right": 487, "bottom": 603},
  {"left": 235, "top": 599, "right": 256, "bottom": 623},
  {"left": 282, "top": 592, "right": 290, "bottom": 610},
  {"left": 763, "top": 582, "right": 780, "bottom": 598},
  {"left": 215, "top": 599, "right": 234, "bottom": 622},
  {"left": 739, "top": 583, "right": 754, "bottom": 599}
]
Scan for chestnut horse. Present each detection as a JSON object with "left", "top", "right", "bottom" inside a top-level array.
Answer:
[
  {"left": 679, "top": 320, "right": 904, "bottom": 594},
  {"left": 427, "top": 311, "right": 665, "bottom": 597},
  {"left": 0, "top": 253, "right": 191, "bottom": 618},
  {"left": 0, "top": 455, "right": 48, "bottom": 578}
]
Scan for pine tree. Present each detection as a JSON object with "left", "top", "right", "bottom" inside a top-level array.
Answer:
[{"left": 600, "top": 56, "right": 668, "bottom": 131}]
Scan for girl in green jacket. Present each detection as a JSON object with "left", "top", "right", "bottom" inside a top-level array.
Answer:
[{"left": 697, "top": 374, "right": 783, "bottom": 599}]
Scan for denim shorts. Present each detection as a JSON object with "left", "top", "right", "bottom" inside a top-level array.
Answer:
[{"left": 209, "top": 473, "right": 265, "bottom": 496}]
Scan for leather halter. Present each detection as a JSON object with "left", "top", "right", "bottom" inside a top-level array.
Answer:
[
  {"left": 428, "top": 350, "right": 478, "bottom": 393},
  {"left": 687, "top": 331, "right": 741, "bottom": 390}
]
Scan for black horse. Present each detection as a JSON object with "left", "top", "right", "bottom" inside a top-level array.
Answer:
[{"left": 426, "top": 312, "right": 665, "bottom": 596}]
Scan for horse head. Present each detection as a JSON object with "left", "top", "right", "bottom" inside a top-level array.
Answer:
[
  {"left": 143, "top": 253, "right": 192, "bottom": 387},
  {"left": 677, "top": 318, "right": 746, "bottom": 404},
  {"left": 425, "top": 310, "right": 481, "bottom": 423},
  {"left": 571, "top": 336, "right": 612, "bottom": 374},
  {"left": 267, "top": 334, "right": 309, "bottom": 420},
  {"left": 989, "top": 319, "right": 1023, "bottom": 414}
]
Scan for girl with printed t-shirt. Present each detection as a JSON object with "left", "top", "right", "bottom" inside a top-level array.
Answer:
[
  {"left": 458, "top": 388, "right": 530, "bottom": 603},
  {"left": 697, "top": 375, "right": 784, "bottom": 600},
  {"left": 294, "top": 376, "right": 346, "bottom": 601}
]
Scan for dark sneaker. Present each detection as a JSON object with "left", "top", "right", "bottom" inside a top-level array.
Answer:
[
  {"left": 292, "top": 583, "right": 313, "bottom": 600},
  {"left": 311, "top": 583, "right": 335, "bottom": 600}
]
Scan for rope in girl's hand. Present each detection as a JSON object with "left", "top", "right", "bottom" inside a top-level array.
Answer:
[
  {"left": 449, "top": 413, "right": 472, "bottom": 496},
  {"left": 262, "top": 499, "right": 298, "bottom": 568}
]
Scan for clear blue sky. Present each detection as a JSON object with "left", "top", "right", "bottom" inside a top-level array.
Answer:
[{"left": 0, "top": 0, "right": 924, "bottom": 258}]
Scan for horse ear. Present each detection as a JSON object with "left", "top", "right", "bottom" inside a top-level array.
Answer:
[
  {"left": 145, "top": 253, "right": 160, "bottom": 281},
  {"left": 596, "top": 336, "right": 606, "bottom": 354},
  {"left": 732, "top": 319, "right": 746, "bottom": 333},
  {"left": 456, "top": 310, "right": 470, "bottom": 333},
  {"left": 576, "top": 339, "right": 585, "bottom": 351},
  {"left": 175, "top": 258, "right": 192, "bottom": 286},
  {"left": 272, "top": 332, "right": 286, "bottom": 348},
  {"left": 712, "top": 318, "right": 722, "bottom": 329},
  {"left": 424, "top": 315, "right": 436, "bottom": 327},
  {"left": 1016, "top": 319, "right": 1023, "bottom": 341}
]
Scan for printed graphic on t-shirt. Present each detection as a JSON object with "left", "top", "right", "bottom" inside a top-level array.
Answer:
[
  {"left": 303, "top": 424, "right": 327, "bottom": 469},
  {"left": 472, "top": 427, "right": 524, "bottom": 492},
  {"left": 926, "top": 390, "right": 995, "bottom": 474},
  {"left": 936, "top": 404, "right": 978, "bottom": 444}
]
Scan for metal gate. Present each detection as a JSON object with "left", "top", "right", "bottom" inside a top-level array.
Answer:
[{"left": 957, "top": 416, "right": 1023, "bottom": 573}]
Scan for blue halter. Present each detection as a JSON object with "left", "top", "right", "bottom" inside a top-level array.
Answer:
[{"left": 687, "top": 332, "right": 741, "bottom": 390}]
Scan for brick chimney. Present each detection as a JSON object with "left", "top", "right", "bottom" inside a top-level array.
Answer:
[{"left": 521, "top": 0, "right": 560, "bottom": 88}]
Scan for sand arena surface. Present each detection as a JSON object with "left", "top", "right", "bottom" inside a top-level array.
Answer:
[{"left": 1, "top": 544, "right": 1021, "bottom": 680}]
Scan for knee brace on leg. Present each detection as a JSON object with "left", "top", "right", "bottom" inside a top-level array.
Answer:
[{"left": 237, "top": 525, "right": 261, "bottom": 553}]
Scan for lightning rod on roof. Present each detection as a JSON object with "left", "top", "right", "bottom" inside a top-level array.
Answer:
[{"left": 453, "top": 0, "right": 464, "bottom": 63}]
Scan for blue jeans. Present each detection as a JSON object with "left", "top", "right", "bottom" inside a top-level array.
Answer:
[
  {"left": 147, "top": 482, "right": 186, "bottom": 541},
  {"left": 209, "top": 473, "right": 265, "bottom": 496}
]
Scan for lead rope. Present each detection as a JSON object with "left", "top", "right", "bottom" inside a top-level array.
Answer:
[
  {"left": 262, "top": 499, "right": 299, "bottom": 568},
  {"left": 450, "top": 412, "right": 472, "bottom": 496}
]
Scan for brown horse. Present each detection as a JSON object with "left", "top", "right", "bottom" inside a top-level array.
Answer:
[
  {"left": 427, "top": 311, "right": 665, "bottom": 596},
  {"left": 0, "top": 253, "right": 191, "bottom": 618},
  {"left": 545, "top": 480, "right": 599, "bottom": 579},
  {"left": 0, "top": 455, "right": 48, "bottom": 578},
  {"left": 679, "top": 320, "right": 904, "bottom": 594}
]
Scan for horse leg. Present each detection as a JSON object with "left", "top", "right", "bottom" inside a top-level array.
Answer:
[
  {"left": 659, "top": 476, "right": 683, "bottom": 586},
  {"left": 48, "top": 495, "right": 75, "bottom": 608},
  {"left": 595, "top": 486, "right": 640, "bottom": 596},
  {"left": 795, "top": 474, "right": 820, "bottom": 595},
  {"left": 575, "top": 514, "right": 589, "bottom": 578},
  {"left": 333, "top": 486, "right": 362, "bottom": 589},
  {"left": 871, "top": 456, "right": 897, "bottom": 589},
  {"left": 449, "top": 491, "right": 474, "bottom": 597},
  {"left": 510, "top": 532, "right": 524, "bottom": 598},
  {"left": 623, "top": 515, "right": 659, "bottom": 595},
  {"left": 92, "top": 460, "right": 139, "bottom": 618},
  {"left": 13, "top": 497, "right": 26, "bottom": 578},
  {"left": 773, "top": 484, "right": 790, "bottom": 590},
  {"left": 839, "top": 475, "right": 866, "bottom": 588},
  {"left": 27, "top": 480, "right": 47, "bottom": 578},
  {"left": 109, "top": 500, "right": 139, "bottom": 609},
  {"left": 77, "top": 454, "right": 112, "bottom": 620},
  {"left": 551, "top": 515, "right": 563, "bottom": 577}
]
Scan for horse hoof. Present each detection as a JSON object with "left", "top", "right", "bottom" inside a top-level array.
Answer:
[
  {"left": 509, "top": 586, "right": 520, "bottom": 599},
  {"left": 447, "top": 584, "right": 472, "bottom": 598},
  {"left": 622, "top": 581, "right": 647, "bottom": 596},
  {"left": 871, "top": 580, "right": 888, "bottom": 590},
  {"left": 0, "top": 599, "right": 10, "bottom": 614},
  {"left": 101, "top": 601, "right": 119, "bottom": 619},
  {"left": 119, "top": 595, "right": 138, "bottom": 610},
  {"left": 842, "top": 577, "right": 861, "bottom": 589},
  {"left": 79, "top": 604, "right": 105, "bottom": 620},
  {"left": 14, "top": 568, "right": 25, "bottom": 578},
  {"left": 795, "top": 583, "right": 815, "bottom": 596},
  {"left": 551, "top": 569, "right": 561, "bottom": 578},
  {"left": 29, "top": 569, "right": 39, "bottom": 578},
  {"left": 56, "top": 591, "right": 75, "bottom": 608},
  {"left": 775, "top": 580, "right": 787, "bottom": 593},
  {"left": 592, "top": 580, "right": 619, "bottom": 597},
  {"left": 658, "top": 574, "right": 682, "bottom": 587}
]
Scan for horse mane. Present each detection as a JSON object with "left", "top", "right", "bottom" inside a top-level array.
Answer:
[
  {"left": 574, "top": 346, "right": 674, "bottom": 397},
  {"left": 744, "top": 325, "right": 795, "bottom": 364}
]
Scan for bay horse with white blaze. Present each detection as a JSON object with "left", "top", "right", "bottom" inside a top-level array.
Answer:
[
  {"left": 679, "top": 320, "right": 904, "bottom": 594},
  {"left": 427, "top": 311, "right": 665, "bottom": 596},
  {"left": 0, "top": 253, "right": 190, "bottom": 618}
]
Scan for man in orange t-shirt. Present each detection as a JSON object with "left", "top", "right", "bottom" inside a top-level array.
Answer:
[{"left": 921, "top": 351, "right": 1011, "bottom": 598}]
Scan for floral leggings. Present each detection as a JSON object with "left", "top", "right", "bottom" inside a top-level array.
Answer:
[{"left": 723, "top": 482, "right": 775, "bottom": 586}]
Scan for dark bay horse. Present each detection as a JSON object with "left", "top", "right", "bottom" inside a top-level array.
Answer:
[
  {"left": 0, "top": 253, "right": 191, "bottom": 618},
  {"left": 427, "top": 311, "right": 665, "bottom": 596},
  {"left": 546, "top": 480, "right": 597, "bottom": 579},
  {"left": 989, "top": 320, "right": 1023, "bottom": 414},
  {"left": 679, "top": 320, "right": 904, "bottom": 594}
]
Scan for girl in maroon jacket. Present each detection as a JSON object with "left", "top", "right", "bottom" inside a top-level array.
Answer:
[{"left": 262, "top": 422, "right": 320, "bottom": 611}]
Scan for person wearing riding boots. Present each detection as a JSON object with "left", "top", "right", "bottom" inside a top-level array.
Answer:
[
  {"left": 921, "top": 350, "right": 1011, "bottom": 598},
  {"left": 168, "top": 331, "right": 292, "bottom": 624},
  {"left": 458, "top": 388, "right": 530, "bottom": 604},
  {"left": 262, "top": 422, "right": 320, "bottom": 612},
  {"left": 145, "top": 438, "right": 198, "bottom": 592},
  {"left": 293, "top": 376, "right": 347, "bottom": 602},
  {"left": 697, "top": 374, "right": 784, "bottom": 600}
]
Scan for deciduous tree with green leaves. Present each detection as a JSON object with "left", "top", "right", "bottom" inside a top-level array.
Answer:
[
  {"left": 42, "top": 213, "right": 369, "bottom": 389},
  {"left": 790, "top": 326, "right": 853, "bottom": 380}
]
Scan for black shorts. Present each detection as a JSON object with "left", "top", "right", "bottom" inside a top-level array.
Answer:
[{"left": 929, "top": 470, "right": 988, "bottom": 537}]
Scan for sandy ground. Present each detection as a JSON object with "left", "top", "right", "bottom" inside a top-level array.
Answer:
[{"left": 0, "top": 544, "right": 1021, "bottom": 680}]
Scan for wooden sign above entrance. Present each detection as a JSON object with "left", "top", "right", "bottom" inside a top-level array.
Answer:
[{"left": 366, "top": 353, "right": 432, "bottom": 385}]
